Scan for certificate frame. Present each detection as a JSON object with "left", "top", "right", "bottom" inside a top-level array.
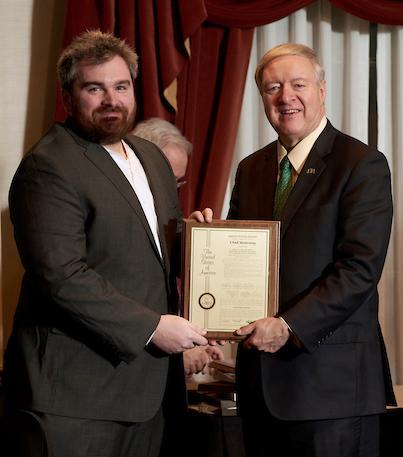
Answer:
[{"left": 182, "top": 219, "right": 280, "bottom": 340}]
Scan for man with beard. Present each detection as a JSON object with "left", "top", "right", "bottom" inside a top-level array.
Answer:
[{"left": 3, "top": 30, "right": 210, "bottom": 457}]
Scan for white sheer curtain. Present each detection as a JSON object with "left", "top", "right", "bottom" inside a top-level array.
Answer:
[
  {"left": 377, "top": 26, "right": 403, "bottom": 383},
  {"left": 222, "top": 0, "right": 370, "bottom": 216},
  {"left": 222, "top": 0, "right": 403, "bottom": 382}
]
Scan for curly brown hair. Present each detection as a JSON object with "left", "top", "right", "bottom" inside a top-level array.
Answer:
[{"left": 57, "top": 30, "right": 138, "bottom": 91}]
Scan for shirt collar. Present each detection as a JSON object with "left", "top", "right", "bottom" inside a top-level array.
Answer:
[{"left": 277, "top": 116, "right": 327, "bottom": 175}]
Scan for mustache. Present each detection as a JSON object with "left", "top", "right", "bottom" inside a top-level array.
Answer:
[{"left": 95, "top": 105, "right": 127, "bottom": 115}]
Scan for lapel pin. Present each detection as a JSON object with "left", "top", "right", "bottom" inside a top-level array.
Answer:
[{"left": 306, "top": 168, "right": 316, "bottom": 174}]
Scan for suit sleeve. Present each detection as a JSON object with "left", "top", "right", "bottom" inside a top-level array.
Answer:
[
  {"left": 282, "top": 150, "right": 393, "bottom": 353},
  {"left": 227, "top": 165, "right": 241, "bottom": 220}
]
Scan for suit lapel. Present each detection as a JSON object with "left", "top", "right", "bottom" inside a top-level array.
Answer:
[
  {"left": 125, "top": 138, "right": 171, "bottom": 273},
  {"left": 280, "top": 122, "right": 337, "bottom": 237},
  {"left": 83, "top": 141, "right": 165, "bottom": 266},
  {"left": 259, "top": 145, "right": 278, "bottom": 219}
]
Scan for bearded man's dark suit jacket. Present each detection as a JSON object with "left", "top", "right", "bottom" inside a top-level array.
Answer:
[
  {"left": 228, "top": 120, "right": 396, "bottom": 423},
  {"left": 3, "top": 121, "right": 184, "bottom": 423}
]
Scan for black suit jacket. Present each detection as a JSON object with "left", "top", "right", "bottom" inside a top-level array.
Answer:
[
  {"left": 4, "top": 123, "right": 184, "bottom": 422},
  {"left": 229, "top": 121, "right": 396, "bottom": 421}
]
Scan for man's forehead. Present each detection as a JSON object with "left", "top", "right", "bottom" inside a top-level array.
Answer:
[
  {"left": 74, "top": 57, "right": 132, "bottom": 86},
  {"left": 76, "top": 56, "right": 130, "bottom": 75},
  {"left": 263, "top": 55, "right": 315, "bottom": 73},
  {"left": 262, "top": 64, "right": 317, "bottom": 87}
]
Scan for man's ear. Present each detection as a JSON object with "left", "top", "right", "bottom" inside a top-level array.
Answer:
[
  {"left": 319, "top": 80, "right": 326, "bottom": 105},
  {"left": 62, "top": 89, "right": 72, "bottom": 115}
]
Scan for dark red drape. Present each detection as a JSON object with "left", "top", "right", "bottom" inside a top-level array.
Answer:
[
  {"left": 128, "top": 0, "right": 209, "bottom": 122},
  {"left": 57, "top": 0, "right": 403, "bottom": 216},
  {"left": 330, "top": 0, "right": 403, "bottom": 25},
  {"left": 55, "top": 0, "right": 204, "bottom": 123},
  {"left": 54, "top": 0, "right": 116, "bottom": 121},
  {"left": 57, "top": 0, "right": 252, "bottom": 216},
  {"left": 177, "top": 25, "right": 253, "bottom": 215},
  {"left": 204, "top": 0, "right": 315, "bottom": 27},
  {"left": 204, "top": 0, "right": 403, "bottom": 27}
]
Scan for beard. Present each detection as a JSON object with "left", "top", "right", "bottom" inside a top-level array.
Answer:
[{"left": 70, "top": 103, "right": 136, "bottom": 145}]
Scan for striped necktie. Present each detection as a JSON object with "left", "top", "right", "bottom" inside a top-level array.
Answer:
[{"left": 273, "top": 155, "right": 293, "bottom": 220}]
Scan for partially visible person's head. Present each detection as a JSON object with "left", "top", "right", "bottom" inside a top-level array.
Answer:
[
  {"left": 58, "top": 30, "right": 138, "bottom": 145},
  {"left": 255, "top": 43, "right": 326, "bottom": 149},
  {"left": 133, "top": 118, "right": 192, "bottom": 185}
]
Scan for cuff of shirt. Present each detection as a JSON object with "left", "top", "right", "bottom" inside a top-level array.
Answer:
[
  {"left": 278, "top": 316, "right": 302, "bottom": 348},
  {"left": 145, "top": 329, "right": 156, "bottom": 346}
]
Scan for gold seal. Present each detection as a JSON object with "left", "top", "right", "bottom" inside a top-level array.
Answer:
[{"left": 198, "top": 292, "right": 215, "bottom": 310}]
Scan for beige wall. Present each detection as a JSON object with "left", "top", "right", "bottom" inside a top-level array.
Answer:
[{"left": 0, "top": 0, "right": 66, "bottom": 365}]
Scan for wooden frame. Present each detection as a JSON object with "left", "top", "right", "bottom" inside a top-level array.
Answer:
[{"left": 182, "top": 219, "right": 280, "bottom": 340}]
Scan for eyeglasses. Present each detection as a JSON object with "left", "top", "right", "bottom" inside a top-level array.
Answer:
[{"left": 176, "top": 179, "right": 187, "bottom": 188}]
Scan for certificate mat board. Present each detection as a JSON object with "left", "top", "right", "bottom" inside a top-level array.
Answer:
[{"left": 182, "top": 219, "right": 280, "bottom": 339}]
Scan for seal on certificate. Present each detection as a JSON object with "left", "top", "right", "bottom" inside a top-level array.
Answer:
[{"left": 198, "top": 292, "right": 215, "bottom": 310}]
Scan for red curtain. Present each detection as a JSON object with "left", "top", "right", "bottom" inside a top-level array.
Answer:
[
  {"left": 57, "top": 0, "right": 252, "bottom": 216},
  {"left": 330, "top": 0, "right": 403, "bottom": 25},
  {"left": 204, "top": 0, "right": 403, "bottom": 26},
  {"left": 56, "top": 0, "right": 206, "bottom": 123},
  {"left": 57, "top": 0, "right": 403, "bottom": 216},
  {"left": 204, "top": 0, "right": 315, "bottom": 27},
  {"left": 177, "top": 25, "right": 253, "bottom": 215}
]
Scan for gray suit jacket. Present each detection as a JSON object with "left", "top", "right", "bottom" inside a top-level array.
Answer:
[
  {"left": 4, "top": 122, "right": 183, "bottom": 422},
  {"left": 229, "top": 121, "right": 396, "bottom": 421}
]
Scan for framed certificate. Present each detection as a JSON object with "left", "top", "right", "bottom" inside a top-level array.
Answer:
[{"left": 182, "top": 219, "right": 280, "bottom": 340}]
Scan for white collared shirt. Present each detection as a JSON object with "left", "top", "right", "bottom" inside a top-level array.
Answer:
[{"left": 105, "top": 140, "right": 162, "bottom": 258}]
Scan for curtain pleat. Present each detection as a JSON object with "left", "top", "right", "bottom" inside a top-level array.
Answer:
[
  {"left": 56, "top": 0, "right": 403, "bottom": 213},
  {"left": 331, "top": 0, "right": 403, "bottom": 25},
  {"left": 204, "top": 0, "right": 315, "bottom": 27},
  {"left": 204, "top": 0, "right": 403, "bottom": 27},
  {"left": 177, "top": 25, "right": 254, "bottom": 215}
]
